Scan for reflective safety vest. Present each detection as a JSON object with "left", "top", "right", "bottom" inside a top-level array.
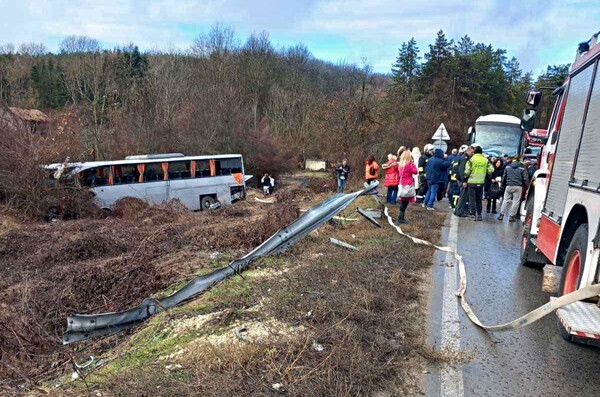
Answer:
[{"left": 465, "top": 154, "right": 493, "bottom": 185}]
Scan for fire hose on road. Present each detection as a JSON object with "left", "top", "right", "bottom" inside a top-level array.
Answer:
[{"left": 382, "top": 207, "right": 600, "bottom": 332}]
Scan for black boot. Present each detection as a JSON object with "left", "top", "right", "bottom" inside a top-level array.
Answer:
[{"left": 398, "top": 211, "right": 407, "bottom": 224}]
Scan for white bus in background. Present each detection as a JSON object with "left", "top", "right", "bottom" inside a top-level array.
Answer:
[
  {"left": 46, "top": 154, "right": 249, "bottom": 211},
  {"left": 468, "top": 114, "right": 523, "bottom": 158}
]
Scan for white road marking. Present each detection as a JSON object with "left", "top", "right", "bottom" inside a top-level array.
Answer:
[{"left": 440, "top": 214, "right": 464, "bottom": 397}]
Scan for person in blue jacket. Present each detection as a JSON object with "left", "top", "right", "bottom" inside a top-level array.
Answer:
[{"left": 423, "top": 149, "right": 450, "bottom": 210}]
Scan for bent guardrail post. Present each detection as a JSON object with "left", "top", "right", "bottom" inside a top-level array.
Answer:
[
  {"left": 356, "top": 207, "right": 382, "bottom": 228},
  {"left": 62, "top": 182, "right": 378, "bottom": 344}
]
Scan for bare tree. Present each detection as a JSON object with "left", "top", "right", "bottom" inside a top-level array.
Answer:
[
  {"left": 0, "top": 43, "right": 15, "bottom": 55},
  {"left": 17, "top": 43, "right": 47, "bottom": 56},
  {"left": 190, "top": 23, "right": 238, "bottom": 58},
  {"left": 61, "top": 51, "right": 109, "bottom": 158},
  {"left": 59, "top": 35, "right": 100, "bottom": 54},
  {"left": 241, "top": 31, "right": 275, "bottom": 128}
]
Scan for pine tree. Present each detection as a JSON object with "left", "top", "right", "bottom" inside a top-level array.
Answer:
[
  {"left": 534, "top": 64, "right": 569, "bottom": 126},
  {"left": 455, "top": 35, "right": 475, "bottom": 55},
  {"left": 391, "top": 37, "right": 420, "bottom": 95},
  {"left": 419, "top": 30, "right": 454, "bottom": 114},
  {"left": 30, "top": 56, "right": 68, "bottom": 108},
  {"left": 424, "top": 30, "right": 453, "bottom": 70}
]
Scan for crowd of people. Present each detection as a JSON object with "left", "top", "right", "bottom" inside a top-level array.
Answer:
[
  {"left": 336, "top": 146, "right": 418, "bottom": 224},
  {"left": 451, "top": 145, "right": 529, "bottom": 222},
  {"left": 335, "top": 143, "right": 531, "bottom": 224}
]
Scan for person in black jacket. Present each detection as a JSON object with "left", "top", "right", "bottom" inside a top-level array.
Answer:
[
  {"left": 498, "top": 156, "right": 530, "bottom": 222},
  {"left": 453, "top": 145, "right": 474, "bottom": 217},
  {"left": 486, "top": 159, "right": 504, "bottom": 214},
  {"left": 416, "top": 145, "right": 434, "bottom": 201},
  {"left": 336, "top": 159, "right": 351, "bottom": 193}
]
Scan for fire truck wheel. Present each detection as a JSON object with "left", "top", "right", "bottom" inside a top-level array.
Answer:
[
  {"left": 520, "top": 198, "right": 544, "bottom": 267},
  {"left": 557, "top": 223, "right": 588, "bottom": 342}
]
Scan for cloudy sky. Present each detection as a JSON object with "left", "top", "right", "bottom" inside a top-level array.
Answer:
[{"left": 0, "top": 0, "right": 598, "bottom": 75}]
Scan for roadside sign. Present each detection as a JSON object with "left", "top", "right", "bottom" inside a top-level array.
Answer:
[
  {"left": 432, "top": 123, "right": 451, "bottom": 140},
  {"left": 433, "top": 139, "right": 447, "bottom": 153}
]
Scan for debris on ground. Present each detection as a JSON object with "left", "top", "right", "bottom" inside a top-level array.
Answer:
[{"left": 329, "top": 237, "right": 358, "bottom": 251}]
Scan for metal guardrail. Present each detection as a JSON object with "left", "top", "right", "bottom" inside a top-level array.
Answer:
[{"left": 63, "top": 182, "right": 378, "bottom": 344}]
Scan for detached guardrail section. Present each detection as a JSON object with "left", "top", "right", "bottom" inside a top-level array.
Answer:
[{"left": 63, "top": 183, "right": 378, "bottom": 344}]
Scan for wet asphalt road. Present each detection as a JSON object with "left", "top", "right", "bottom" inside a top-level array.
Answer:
[{"left": 425, "top": 205, "right": 600, "bottom": 397}]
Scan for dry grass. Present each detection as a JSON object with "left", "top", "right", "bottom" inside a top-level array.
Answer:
[
  {"left": 44, "top": 200, "right": 448, "bottom": 397},
  {"left": 0, "top": 198, "right": 298, "bottom": 391},
  {"left": 0, "top": 177, "right": 449, "bottom": 396}
]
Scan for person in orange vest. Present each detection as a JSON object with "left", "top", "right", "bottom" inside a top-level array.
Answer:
[{"left": 365, "top": 155, "right": 380, "bottom": 186}]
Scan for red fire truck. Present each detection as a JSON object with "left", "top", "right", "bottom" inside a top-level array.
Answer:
[{"left": 520, "top": 30, "right": 600, "bottom": 344}]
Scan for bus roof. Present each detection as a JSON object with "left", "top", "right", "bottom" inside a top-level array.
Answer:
[
  {"left": 46, "top": 154, "right": 243, "bottom": 172},
  {"left": 475, "top": 114, "right": 520, "bottom": 125}
]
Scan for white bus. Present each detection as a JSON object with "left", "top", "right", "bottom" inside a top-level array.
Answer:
[
  {"left": 468, "top": 114, "right": 523, "bottom": 158},
  {"left": 46, "top": 154, "right": 249, "bottom": 211}
]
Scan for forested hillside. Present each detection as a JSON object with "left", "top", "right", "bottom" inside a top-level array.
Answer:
[{"left": 0, "top": 26, "right": 569, "bottom": 173}]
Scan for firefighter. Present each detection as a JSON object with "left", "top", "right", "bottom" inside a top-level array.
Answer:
[
  {"left": 453, "top": 145, "right": 474, "bottom": 217},
  {"left": 447, "top": 147, "right": 461, "bottom": 208},
  {"left": 464, "top": 146, "right": 494, "bottom": 221},
  {"left": 417, "top": 144, "right": 434, "bottom": 202}
]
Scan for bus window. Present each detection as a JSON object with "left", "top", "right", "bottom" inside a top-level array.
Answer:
[
  {"left": 113, "top": 165, "right": 140, "bottom": 184},
  {"left": 169, "top": 161, "right": 191, "bottom": 179},
  {"left": 194, "top": 160, "right": 211, "bottom": 178},
  {"left": 81, "top": 167, "right": 110, "bottom": 187},
  {"left": 217, "top": 158, "right": 242, "bottom": 175},
  {"left": 143, "top": 163, "right": 164, "bottom": 182}
]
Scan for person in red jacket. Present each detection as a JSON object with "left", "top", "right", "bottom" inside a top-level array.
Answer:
[
  {"left": 382, "top": 154, "right": 399, "bottom": 204},
  {"left": 396, "top": 150, "right": 418, "bottom": 224}
]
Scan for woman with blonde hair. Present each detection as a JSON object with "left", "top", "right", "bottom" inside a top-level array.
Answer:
[
  {"left": 396, "top": 150, "right": 418, "bottom": 223},
  {"left": 397, "top": 146, "right": 407, "bottom": 158}
]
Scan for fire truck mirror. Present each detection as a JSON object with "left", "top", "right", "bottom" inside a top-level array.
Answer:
[
  {"left": 521, "top": 108, "right": 536, "bottom": 132},
  {"left": 526, "top": 90, "right": 542, "bottom": 107}
]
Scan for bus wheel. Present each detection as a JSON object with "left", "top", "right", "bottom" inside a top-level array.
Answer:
[
  {"left": 520, "top": 198, "right": 544, "bottom": 267},
  {"left": 557, "top": 223, "right": 588, "bottom": 342},
  {"left": 200, "top": 195, "right": 216, "bottom": 211}
]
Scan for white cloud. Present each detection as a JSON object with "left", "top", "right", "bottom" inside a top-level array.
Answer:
[{"left": 0, "top": 0, "right": 598, "bottom": 73}]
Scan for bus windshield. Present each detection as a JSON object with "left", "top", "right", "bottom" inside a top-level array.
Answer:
[{"left": 473, "top": 122, "right": 522, "bottom": 157}]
